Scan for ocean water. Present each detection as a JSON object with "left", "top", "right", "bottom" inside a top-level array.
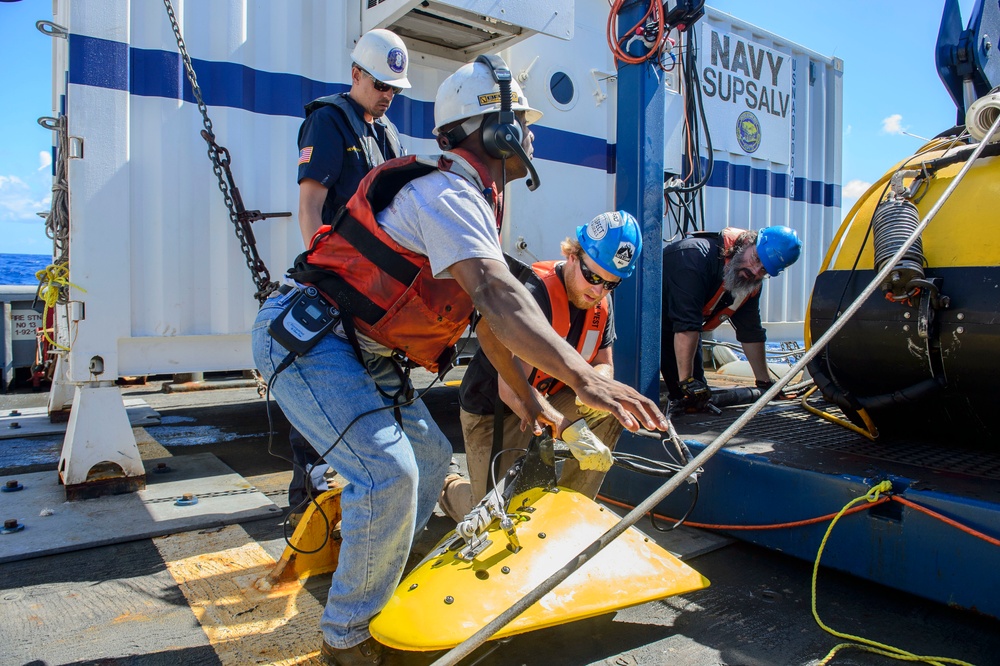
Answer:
[{"left": 0, "top": 254, "right": 51, "bottom": 286}]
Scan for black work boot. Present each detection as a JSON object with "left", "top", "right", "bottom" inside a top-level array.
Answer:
[{"left": 320, "top": 637, "right": 384, "bottom": 666}]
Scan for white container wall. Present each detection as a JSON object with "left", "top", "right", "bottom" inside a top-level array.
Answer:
[
  {"left": 54, "top": 0, "right": 491, "bottom": 382},
  {"left": 500, "top": 3, "right": 619, "bottom": 265},
  {"left": 54, "top": 1, "right": 840, "bottom": 385},
  {"left": 672, "top": 7, "right": 844, "bottom": 341}
]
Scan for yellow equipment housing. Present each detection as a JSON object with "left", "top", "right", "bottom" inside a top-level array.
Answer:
[{"left": 807, "top": 133, "right": 1000, "bottom": 440}]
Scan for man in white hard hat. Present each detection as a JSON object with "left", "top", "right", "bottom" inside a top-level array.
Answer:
[
  {"left": 254, "top": 55, "right": 669, "bottom": 665},
  {"left": 285, "top": 29, "right": 411, "bottom": 520},
  {"left": 297, "top": 28, "right": 410, "bottom": 245}
]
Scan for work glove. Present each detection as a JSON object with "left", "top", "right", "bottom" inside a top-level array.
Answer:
[
  {"left": 575, "top": 394, "right": 611, "bottom": 428},
  {"left": 756, "top": 379, "right": 790, "bottom": 400},
  {"left": 678, "top": 376, "right": 712, "bottom": 410},
  {"left": 560, "top": 418, "right": 614, "bottom": 472}
]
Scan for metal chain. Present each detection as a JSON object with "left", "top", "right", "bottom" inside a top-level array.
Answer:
[{"left": 162, "top": 0, "right": 287, "bottom": 304}]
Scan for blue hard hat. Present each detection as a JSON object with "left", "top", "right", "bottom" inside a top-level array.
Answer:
[
  {"left": 756, "top": 226, "right": 802, "bottom": 276},
  {"left": 576, "top": 210, "right": 643, "bottom": 279}
]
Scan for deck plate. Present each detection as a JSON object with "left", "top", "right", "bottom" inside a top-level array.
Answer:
[{"left": 0, "top": 452, "right": 281, "bottom": 563}]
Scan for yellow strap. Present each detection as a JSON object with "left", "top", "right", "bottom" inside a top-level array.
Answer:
[{"left": 35, "top": 263, "right": 85, "bottom": 352}]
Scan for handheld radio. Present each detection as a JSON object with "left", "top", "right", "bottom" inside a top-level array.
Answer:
[{"left": 268, "top": 286, "right": 341, "bottom": 356}]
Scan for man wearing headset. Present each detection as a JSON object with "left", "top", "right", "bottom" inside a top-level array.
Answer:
[
  {"left": 252, "top": 57, "right": 669, "bottom": 666},
  {"left": 286, "top": 29, "right": 409, "bottom": 518},
  {"left": 439, "top": 211, "right": 643, "bottom": 524}
]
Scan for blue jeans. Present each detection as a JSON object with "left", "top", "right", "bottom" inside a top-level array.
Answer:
[{"left": 252, "top": 292, "right": 452, "bottom": 648}]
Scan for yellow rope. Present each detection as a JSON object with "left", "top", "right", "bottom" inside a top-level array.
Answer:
[
  {"left": 811, "top": 481, "right": 975, "bottom": 666},
  {"left": 35, "top": 264, "right": 85, "bottom": 353}
]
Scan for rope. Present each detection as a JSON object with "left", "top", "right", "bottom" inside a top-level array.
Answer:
[
  {"left": 596, "top": 494, "right": 888, "bottom": 531},
  {"left": 811, "top": 482, "right": 975, "bottom": 666},
  {"left": 34, "top": 264, "right": 85, "bottom": 352}
]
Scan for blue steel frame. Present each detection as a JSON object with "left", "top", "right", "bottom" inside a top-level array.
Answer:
[
  {"left": 612, "top": 0, "right": 665, "bottom": 403},
  {"left": 609, "top": 439, "right": 1000, "bottom": 619}
]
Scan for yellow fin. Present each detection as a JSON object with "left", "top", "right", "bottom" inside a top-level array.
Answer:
[{"left": 370, "top": 486, "right": 709, "bottom": 651}]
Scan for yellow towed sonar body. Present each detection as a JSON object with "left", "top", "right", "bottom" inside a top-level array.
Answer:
[{"left": 370, "top": 483, "right": 709, "bottom": 651}]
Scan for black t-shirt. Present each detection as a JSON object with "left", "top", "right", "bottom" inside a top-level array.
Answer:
[
  {"left": 661, "top": 234, "right": 766, "bottom": 343},
  {"left": 296, "top": 95, "right": 397, "bottom": 226},
  {"left": 459, "top": 262, "right": 617, "bottom": 415}
]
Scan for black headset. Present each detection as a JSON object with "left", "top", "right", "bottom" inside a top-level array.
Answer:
[
  {"left": 439, "top": 54, "right": 540, "bottom": 191},
  {"left": 476, "top": 54, "right": 522, "bottom": 160}
]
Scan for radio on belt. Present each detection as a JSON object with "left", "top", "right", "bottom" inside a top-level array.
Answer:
[{"left": 268, "top": 286, "right": 340, "bottom": 356}]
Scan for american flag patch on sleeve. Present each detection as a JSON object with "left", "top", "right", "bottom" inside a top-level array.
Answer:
[{"left": 298, "top": 146, "right": 314, "bottom": 165}]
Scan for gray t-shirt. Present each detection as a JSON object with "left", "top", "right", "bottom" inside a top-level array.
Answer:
[{"left": 376, "top": 164, "right": 505, "bottom": 278}]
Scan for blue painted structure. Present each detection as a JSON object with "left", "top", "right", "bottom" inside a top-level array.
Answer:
[
  {"left": 611, "top": 0, "right": 665, "bottom": 404},
  {"left": 604, "top": 435, "right": 1000, "bottom": 618}
]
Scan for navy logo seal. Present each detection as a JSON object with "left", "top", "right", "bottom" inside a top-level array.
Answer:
[
  {"left": 387, "top": 47, "right": 406, "bottom": 74},
  {"left": 736, "top": 111, "right": 761, "bottom": 154}
]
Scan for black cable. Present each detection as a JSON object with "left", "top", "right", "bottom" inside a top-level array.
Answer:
[
  {"left": 268, "top": 326, "right": 478, "bottom": 554},
  {"left": 664, "top": 29, "right": 714, "bottom": 239},
  {"left": 264, "top": 354, "right": 334, "bottom": 555},
  {"left": 648, "top": 482, "right": 699, "bottom": 532}
]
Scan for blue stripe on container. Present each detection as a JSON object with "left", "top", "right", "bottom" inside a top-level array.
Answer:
[
  {"left": 531, "top": 126, "right": 610, "bottom": 170},
  {"left": 69, "top": 35, "right": 840, "bottom": 208},
  {"left": 809, "top": 180, "right": 823, "bottom": 205},
  {"left": 751, "top": 168, "right": 769, "bottom": 195},
  {"left": 771, "top": 171, "right": 788, "bottom": 196},
  {"left": 793, "top": 177, "right": 807, "bottom": 202},
  {"left": 69, "top": 34, "right": 128, "bottom": 91},
  {"left": 730, "top": 164, "right": 751, "bottom": 192}
]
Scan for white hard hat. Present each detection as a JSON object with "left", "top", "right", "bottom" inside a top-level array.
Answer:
[
  {"left": 351, "top": 29, "right": 411, "bottom": 89},
  {"left": 433, "top": 60, "right": 542, "bottom": 136}
]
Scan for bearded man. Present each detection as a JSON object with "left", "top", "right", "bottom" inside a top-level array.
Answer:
[{"left": 659, "top": 226, "right": 801, "bottom": 411}]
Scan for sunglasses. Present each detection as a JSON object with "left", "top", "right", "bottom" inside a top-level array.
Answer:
[
  {"left": 577, "top": 255, "right": 621, "bottom": 291},
  {"left": 359, "top": 68, "right": 403, "bottom": 95}
]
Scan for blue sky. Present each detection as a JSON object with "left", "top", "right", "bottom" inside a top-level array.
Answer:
[{"left": 0, "top": 0, "right": 977, "bottom": 255}]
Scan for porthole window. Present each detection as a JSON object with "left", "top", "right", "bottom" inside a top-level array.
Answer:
[{"left": 548, "top": 71, "right": 575, "bottom": 108}]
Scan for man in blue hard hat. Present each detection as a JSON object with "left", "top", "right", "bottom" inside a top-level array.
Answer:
[
  {"left": 659, "top": 226, "right": 801, "bottom": 411},
  {"left": 439, "top": 211, "right": 643, "bottom": 522}
]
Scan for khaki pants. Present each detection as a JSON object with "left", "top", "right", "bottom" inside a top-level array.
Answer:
[{"left": 439, "top": 388, "right": 623, "bottom": 522}]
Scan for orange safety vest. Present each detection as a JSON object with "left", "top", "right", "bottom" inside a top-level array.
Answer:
[
  {"left": 527, "top": 260, "right": 609, "bottom": 396},
  {"left": 701, "top": 227, "right": 760, "bottom": 331},
  {"left": 289, "top": 149, "right": 500, "bottom": 373}
]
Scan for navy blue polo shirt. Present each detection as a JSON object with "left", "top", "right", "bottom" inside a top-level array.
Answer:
[
  {"left": 661, "top": 234, "right": 766, "bottom": 343},
  {"left": 296, "top": 94, "right": 397, "bottom": 226}
]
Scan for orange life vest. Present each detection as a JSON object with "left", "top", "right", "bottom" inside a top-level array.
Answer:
[
  {"left": 527, "top": 260, "right": 609, "bottom": 396},
  {"left": 289, "top": 149, "right": 500, "bottom": 373},
  {"left": 701, "top": 227, "right": 761, "bottom": 331}
]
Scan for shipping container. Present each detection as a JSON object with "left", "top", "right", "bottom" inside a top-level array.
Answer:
[{"left": 42, "top": 1, "right": 840, "bottom": 472}]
